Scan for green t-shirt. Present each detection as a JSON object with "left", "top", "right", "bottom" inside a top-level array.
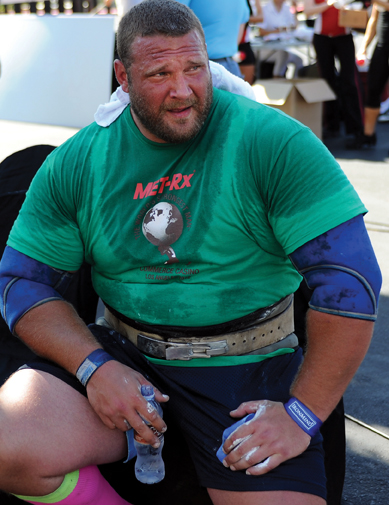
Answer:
[{"left": 8, "top": 88, "right": 366, "bottom": 327}]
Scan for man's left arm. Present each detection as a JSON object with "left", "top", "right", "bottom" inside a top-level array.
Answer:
[
  {"left": 290, "top": 309, "right": 373, "bottom": 422},
  {"left": 220, "top": 214, "right": 381, "bottom": 474}
]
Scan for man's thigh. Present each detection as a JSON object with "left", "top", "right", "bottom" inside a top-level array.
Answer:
[
  {"left": 0, "top": 368, "right": 126, "bottom": 490},
  {"left": 208, "top": 488, "right": 326, "bottom": 505}
]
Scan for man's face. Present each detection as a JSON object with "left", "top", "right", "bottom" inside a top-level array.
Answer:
[{"left": 120, "top": 31, "right": 213, "bottom": 144}]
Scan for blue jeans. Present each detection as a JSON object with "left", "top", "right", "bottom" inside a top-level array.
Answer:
[{"left": 211, "top": 57, "right": 244, "bottom": 78}]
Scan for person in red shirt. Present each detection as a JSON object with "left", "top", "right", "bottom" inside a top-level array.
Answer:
[{"left": 304, "top": 0, "right": 365, "bottom": 148}]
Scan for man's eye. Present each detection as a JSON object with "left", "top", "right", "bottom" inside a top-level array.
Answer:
[{"left": 149, "top": 72, "right": 167, "bottom": 78}]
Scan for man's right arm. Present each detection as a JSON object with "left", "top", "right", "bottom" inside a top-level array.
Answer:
[{"left": 0, "top": 248, "right": 167, "bottom": 445}]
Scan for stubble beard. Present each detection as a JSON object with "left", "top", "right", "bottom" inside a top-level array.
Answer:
[{"left": 128, "top": 76, "right": 214, "bottom": 144}]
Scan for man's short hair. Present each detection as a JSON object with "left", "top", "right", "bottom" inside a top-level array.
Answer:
[{"left": 117, "top": 0, "right": 206, "bottom": 70}]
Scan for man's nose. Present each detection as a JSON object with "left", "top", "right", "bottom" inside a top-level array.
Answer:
[{"left": 169, "top": 74, "right": 192, "bottom": 99}]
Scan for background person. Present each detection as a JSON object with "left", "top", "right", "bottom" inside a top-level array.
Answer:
[
  {"left": 176, "top": 0, "right": 250, "bottom": 77},
  {"left": 239, "top": 0, "right": 264, "bottom": 84},
  {"left": 357, "top": 0, "right": 389, "bottom": 147},
  {"left": 256, "top": 0, "right": 304, "bottom": 77},
  {"left": 303, "top": 0, "right": 365, "bottom": 147},
  {"left": 0, "top": 2, "right": 381, "bottom": 505}
]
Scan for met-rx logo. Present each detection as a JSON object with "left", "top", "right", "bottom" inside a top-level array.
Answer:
[
  {"left": 288, "top": 401, "right": 316, "bottom": 430},
  {"left": 134, "top": 172, "right": 194, "bottom": 199}
]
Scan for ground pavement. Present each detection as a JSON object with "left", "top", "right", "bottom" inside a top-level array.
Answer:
[{"left": 0, "top": 117, "right": 388, "bottom": 505}]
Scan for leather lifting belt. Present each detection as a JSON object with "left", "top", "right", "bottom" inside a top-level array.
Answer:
[{"left": 102, "top": 294, "right": 296, "bottom": 360}]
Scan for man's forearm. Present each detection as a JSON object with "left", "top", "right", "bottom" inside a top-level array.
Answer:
[
  {"left": 14, "top": 300, "right": 102, "bottom": 375},
  {"left": 14, "top": 299, "right": 169, "bottom": 440},
  {"left": 290, "top": 309, "right": 374, "bottom": 421}
]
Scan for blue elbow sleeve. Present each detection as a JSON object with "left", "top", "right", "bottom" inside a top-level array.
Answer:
[
  {"left": 289, "top": 215, "right": 382, "bottom": 321},
  {"left": 0, "top": 246, "right": 74, "bottom": 333}
]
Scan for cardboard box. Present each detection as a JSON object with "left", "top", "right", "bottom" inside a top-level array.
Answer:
[
  {"left": 252, "top": 78, "right": 336, "bottom": 139},
  {"left": 338, "top": 9, "right": 368, "bottom": 29}
]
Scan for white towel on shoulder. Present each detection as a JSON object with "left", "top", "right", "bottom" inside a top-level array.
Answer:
[
  {"left": 94, "top": 61, "right": 256, "bottom": 127},
  {"left": 94, "top": 85, "right": 131, "bottom": 127}
]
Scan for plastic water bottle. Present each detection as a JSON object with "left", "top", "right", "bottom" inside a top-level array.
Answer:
[{"left": 134, "top": 385, "right": 165, "bottom": 484}]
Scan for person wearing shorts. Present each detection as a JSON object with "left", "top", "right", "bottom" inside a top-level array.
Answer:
[
  {"left": 23, "top": 323, "right": 325, "bottom": 496},
  {"left": 357, "top": 0, "right": 389, "bottom": 147},
  {"left": 0, "top": 1, "right": 381, "bottom": 505}
]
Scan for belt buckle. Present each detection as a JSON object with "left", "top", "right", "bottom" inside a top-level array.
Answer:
[
  {"left": 137, "top": 334, "right": 228, "bottom": 360},
  {"left": 165, "top": 340, "right": 229, "bottom": 360}
]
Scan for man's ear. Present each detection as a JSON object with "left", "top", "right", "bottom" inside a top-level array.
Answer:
[{"left": 114, "top": 59, "right": 130, "bottom": 93}]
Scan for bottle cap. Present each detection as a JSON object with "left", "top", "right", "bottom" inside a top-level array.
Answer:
[{"left": 141, "top": 385, "right": 155, "bottom": 400}]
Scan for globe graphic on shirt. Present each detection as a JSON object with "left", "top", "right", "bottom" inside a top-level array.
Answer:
[{"left": 142, "top": 202, "right": 183, "bottom": 263}]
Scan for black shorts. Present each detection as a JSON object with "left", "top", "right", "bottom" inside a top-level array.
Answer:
[
  {"left": 238, "top": 41, "right": 256, "bottom": 66},
  {"left": 366, "top": 45, "right": 389, "bottom": 108},
  {"left": 25, "top": 324, "right": 326, "bottom": 499}
]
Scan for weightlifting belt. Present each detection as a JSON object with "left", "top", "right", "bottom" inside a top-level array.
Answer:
[{"left": 102, "top": 295, "right": 296, "bottom": 360}]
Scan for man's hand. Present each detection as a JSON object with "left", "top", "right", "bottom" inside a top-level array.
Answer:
[
  {"left": 86, "top": 360, "right": 169, "bottom": 447},
  {"left": 220, "top": 400, "right": 310, "bottom": 475},
  {"left": 13, "top": 300, "right": 169, "bottom": 448}
]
